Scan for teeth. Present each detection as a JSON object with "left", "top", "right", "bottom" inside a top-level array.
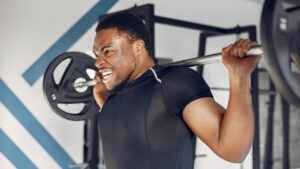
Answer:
[
  {"left": 99, "top": 70, "right": 113, "bottom": 76},
  {"left": 102, "top": 71, "right": 112, "bottom": 76},
  {"left": 99, "top": 70, "right": 113, "bottom": 82},
  {"left": 103, "top": 74, "right": 111, "bottom": 79}
]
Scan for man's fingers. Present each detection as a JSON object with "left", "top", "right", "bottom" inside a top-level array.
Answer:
[
  {"left": 230, "top": 39, "right": 259, "bottom": 58},
  {"left": 250, "top": 41, "right": 258, "bottom": 46},
  {"left": 236, "top": 39, "right": 248, "bottom": 57},
  {"left": 223, "top": 39, "right": 258, "bottom": 60},
  {"left": 240, "top": 39, "right": 251, "bottom": 49},
  {"left": 241, "top": 40, "right": 252, "bottom": 55},
  {"left": 222, "top": 44, "right": 233, "bottom": 58},
  {"left": 94, "top": 72, "right": 102, "bottom": 84},
  {"left": 229, "top": 39, "right": 241, "bottom": 57},
  {"left": 242, "top": 41, "right": 259, "bottom": 55},
  {"left": 233, "top": 38, "right": 247, "bottom": 48}
]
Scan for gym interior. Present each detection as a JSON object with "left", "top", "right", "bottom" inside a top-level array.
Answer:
[{"left": 1, "top": 0, "right": 300, "bottom": 169}]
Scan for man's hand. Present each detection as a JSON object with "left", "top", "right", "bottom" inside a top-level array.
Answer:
[
  {"left": 222, "top": 39, "right": 261, "bottom": 77},
  {"left": 93, "top": 72, "right": 108, "bottom": 108}
]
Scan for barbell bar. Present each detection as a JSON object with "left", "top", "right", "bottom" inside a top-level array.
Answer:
[{"left": 74, "top": 45, "right": 263, "bottom": 89}]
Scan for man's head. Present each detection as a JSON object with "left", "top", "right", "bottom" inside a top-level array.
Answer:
[
  {"left": 93, "top": 13, "right": 154, "bottom": 93},
  {"left": 95, "top": 13, "right": 152, "bottom": 55}
]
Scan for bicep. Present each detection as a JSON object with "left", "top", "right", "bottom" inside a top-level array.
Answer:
[{"left": 182, "top": 97, "right": 225, "bottom": 150}]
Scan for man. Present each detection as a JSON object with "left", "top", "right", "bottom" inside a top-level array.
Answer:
[{"left": 93, "top": 13, "right": 260, "bottom": 169}]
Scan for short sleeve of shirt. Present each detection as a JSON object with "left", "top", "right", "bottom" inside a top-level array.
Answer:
[{"left": 161, "top": 66, "right": 213, "bottom": 118}]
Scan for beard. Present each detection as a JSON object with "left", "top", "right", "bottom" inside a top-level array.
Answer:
[
  {"left": 105, "top": 58, "right": 136, "bottom": 95},
  {"left": 106, "top": 71, "right": 133, "bottom": 95}
]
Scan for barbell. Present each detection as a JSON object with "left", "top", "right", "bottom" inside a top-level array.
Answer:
[
  {"left": 73, "top": 45, "right": 262, "bottom": 86},
  {"left": 43, "top": 0, "right": 300, "bottom": 121}
]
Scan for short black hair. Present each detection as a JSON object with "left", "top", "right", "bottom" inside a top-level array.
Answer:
[{"left": 96, "top": 13, "right": 152, "bottom": 56}]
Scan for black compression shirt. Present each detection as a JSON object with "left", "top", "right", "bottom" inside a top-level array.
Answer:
[{"left": 98, "top": 65, "right": 213, "bottom": 169}]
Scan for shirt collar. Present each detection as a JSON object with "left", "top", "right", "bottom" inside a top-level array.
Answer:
[{"left": 107, "top": 65, "right": 166, "bottom": 96}]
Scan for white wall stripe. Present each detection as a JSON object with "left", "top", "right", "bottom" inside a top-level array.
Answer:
[
  {"left": 0, "top": 103, "right": 62, "bottom": 169},
  {"left": 0, "top": 59, "right": 84, "bottom": 164},
  {"left": 0, "top": 152, "right": 17, "bottom": 169}
]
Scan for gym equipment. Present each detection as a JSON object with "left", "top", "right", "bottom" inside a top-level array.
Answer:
[
  {"left": 43, "top": 52, "right": 99, "bottom": 121},
  {"left": 261, "top": 0, "right": 300, "bottom": 107},
  {"left": 43, "top": 0, "right": 300, "bottom": 121},
  {"left": 41, "top": 1, "right": 299, "bottom": 169},
  {"left": 71, "top": 45, "right": 262, "bottom": 88}
]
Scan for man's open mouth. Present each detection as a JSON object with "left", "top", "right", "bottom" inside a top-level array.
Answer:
[{"left": 101, "top": 70, "right": 113, "bottom": 84}]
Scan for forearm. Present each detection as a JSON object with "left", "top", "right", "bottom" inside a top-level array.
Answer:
[
  {"left": 218, "top": 73, "right": 255, "bottom": 162},
  {"left": 93, "top": 73, "right": 108, "bottom": 108},
  {"left": 93, "top": 91, "right": 107, "bottom": 108}
]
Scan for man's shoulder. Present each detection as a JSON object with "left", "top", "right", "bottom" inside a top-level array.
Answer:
[
  {"left": 161, "top": 66, "right": 200, "bottom": 81},
  {"left": 165, "top": 65, "right": 194, "bottom": 73}
]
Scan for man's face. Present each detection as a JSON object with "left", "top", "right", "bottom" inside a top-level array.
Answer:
[{"left": 93, "top": 28, "right": 136, "bottom": 92}]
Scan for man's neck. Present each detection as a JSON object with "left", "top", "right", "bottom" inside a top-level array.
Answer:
[{"left": 131, "top": 54, "right": 155, "bottom": 81}]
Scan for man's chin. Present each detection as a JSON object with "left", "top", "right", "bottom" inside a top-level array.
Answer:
[{"left": 106, "top": 76, "right": 132, "bottom": 95}]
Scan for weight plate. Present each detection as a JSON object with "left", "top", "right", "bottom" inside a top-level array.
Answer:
[
  {"left": 261, "top": 0, "right": 300, "bottom": 107},
  {"left": 43, "top": 52, "right": 99, "bottom": 121}
]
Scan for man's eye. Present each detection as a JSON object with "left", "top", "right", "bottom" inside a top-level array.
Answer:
[{"left": 104, "top": 50, "right": 112, "bottom": 55}]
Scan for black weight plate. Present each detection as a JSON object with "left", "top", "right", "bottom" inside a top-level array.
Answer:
[
  {"left": 261, "top": 0, "right": 300, "bottom": 107},
  {"left": 43, "top": 52, "right": 99, "bottom": 121}
]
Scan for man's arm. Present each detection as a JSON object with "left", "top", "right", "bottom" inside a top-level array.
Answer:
[{"left": 183, "top": 39, "right": 260, "bottom": 163}]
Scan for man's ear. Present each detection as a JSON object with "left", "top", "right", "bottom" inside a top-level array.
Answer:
[{"left": 133, "top": 39, "right": 145, "bottom": 57}]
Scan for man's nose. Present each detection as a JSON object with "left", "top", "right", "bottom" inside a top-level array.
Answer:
[{"left": 95, "top": 56, "right": 106, "bottom": 68}]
